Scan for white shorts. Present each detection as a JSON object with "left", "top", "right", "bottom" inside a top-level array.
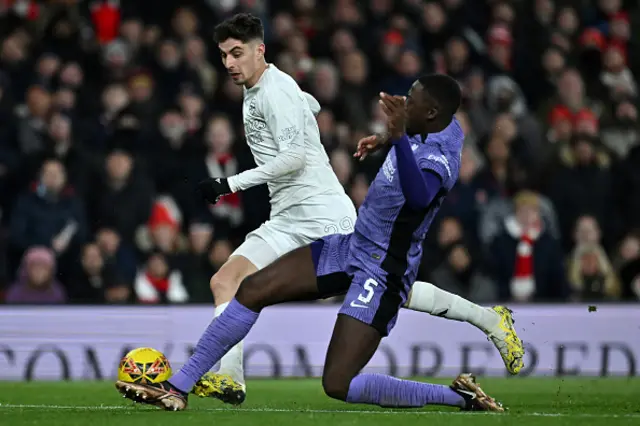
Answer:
[{"left": 232, "top": 193, "right": 357, "bottom": 270}]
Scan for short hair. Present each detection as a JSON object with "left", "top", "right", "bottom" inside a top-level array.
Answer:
[
  {"left": 418, "top": 74, "right": 462, "bottom": 117},
  {"left": 214, "top": 13, "right": 264, "bottom": 44}
]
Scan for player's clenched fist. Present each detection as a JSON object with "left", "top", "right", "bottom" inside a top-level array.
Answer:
[
  {"left": 197, "top": 177, "right": 232, "bottom": 204},
  {"left": 378, "top": 92, "right": 406, "bottom": 140}
]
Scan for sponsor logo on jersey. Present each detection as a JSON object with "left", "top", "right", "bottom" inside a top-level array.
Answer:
[
  {"left": 382, "top": 155, "right": 395, "bottom": 182},
  {"left": 427, "top": 154, "right": 451, "bottom": 178},
  {"left": 277, "top": 126, "right": 299, "bottom": 143}
]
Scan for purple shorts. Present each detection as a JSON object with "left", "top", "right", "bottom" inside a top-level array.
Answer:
[{"left": 311, "top": 233, "right": 411, "bottom": 337}]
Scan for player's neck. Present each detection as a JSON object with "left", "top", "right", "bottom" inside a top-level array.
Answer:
[
  {"left": 423, "top": 118, "right": 451, "bottom": 134},
  {"left": 244, "top": 61, "right": 269, "bottom": 89}
]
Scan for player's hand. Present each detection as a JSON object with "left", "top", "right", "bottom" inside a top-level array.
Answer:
[
  {"left": 353, "top": 133, "right": 390, "bottom": 161},
  {"left": 379, "top": 92, "right": 406, "bottom": 140},
  {"left": 197, "top": 177, "right": 232, "bottom": 204}
]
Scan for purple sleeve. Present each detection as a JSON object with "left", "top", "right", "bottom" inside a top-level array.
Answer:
[{"left": 392, "top": 134, "right": 443, "bottom": 210}]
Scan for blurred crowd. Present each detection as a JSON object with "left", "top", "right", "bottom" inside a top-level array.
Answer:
[{"left": 0, "top": 0, "right": 639, "bottom": 305}]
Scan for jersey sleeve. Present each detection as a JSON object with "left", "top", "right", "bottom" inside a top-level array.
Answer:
[
  {"left": 417, "top": 152, "right": 453, "bottom": 187},
  {"left": 227, "top": 86, "right": 306, "bottom": 193},
  {"left": 302, "top": 91, "right": 321, "bottom": 116}
]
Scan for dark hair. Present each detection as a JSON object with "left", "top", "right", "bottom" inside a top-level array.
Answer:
[
  {"left": 214, "top": 13, "right": 264, "bottom": 44},
  {"left": 418, "top": 74, "right": 462, "bottom": 117}
]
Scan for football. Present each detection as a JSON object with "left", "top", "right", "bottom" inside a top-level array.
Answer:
[{"left": 117, "top": 347, "right": 172, "bottom": 384}]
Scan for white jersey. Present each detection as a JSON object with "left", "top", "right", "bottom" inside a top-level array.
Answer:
[{"left": 227, "top": 64, "right": 346, "bottom": 217}]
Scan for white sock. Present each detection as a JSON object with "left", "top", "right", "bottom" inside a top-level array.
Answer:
[
  {"left": 214, "top": 302, "right": 245, "bottom": 383},
  {"left": 404, "top": 281, "right": 499, "bottom": 333}
]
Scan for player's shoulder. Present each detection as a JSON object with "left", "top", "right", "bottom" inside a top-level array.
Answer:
[
  {"left": 261, "top": 65, "right": 302, "bottom": 99},
  {"left": 418, "top": 121, "right": 464, "bottom": 186},
  {"left": 428, "top": 118, "right": 464, "bottom": 147}
]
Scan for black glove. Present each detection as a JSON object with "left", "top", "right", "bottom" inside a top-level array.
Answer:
[{"left": 197, "top": 177, "right": 232, "bottom": 204}]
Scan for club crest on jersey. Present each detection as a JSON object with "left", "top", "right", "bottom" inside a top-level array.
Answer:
[
  {"left": 245, "top": 119, "right": 266, "bottom": 133},
  {"left": 383, "top": 155, "right": 395, "bottom": 182},
  {"left": 248, "top": 98, "right": 258, "bottom": 115}
]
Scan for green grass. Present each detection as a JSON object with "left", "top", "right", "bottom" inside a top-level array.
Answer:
[{"left": 1, "top": 378, "right": 639, "bottom": 425}]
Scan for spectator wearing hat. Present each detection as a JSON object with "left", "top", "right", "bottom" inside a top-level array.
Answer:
[
  {"left": 5, "top": 246, "right": 66, "bottom": 304},
  {"left": 577, "top": 28, "right": 606, "bottom": 98},
  {"left": 488, "top": 191, "right": 567, "bottom": 302},
  {"left": 543, "top": 68, "right": 603, "bottom": 130},
  {"left": 1, "top": 0, "right": 640, "bottom": 306},
  {"left": 91, "top": 0, "right": 121, "bottom": 45},
  {"left": 484, "top": 24, "right": 514, "bottom": 77},
  {"left": 547, "top": 104, "right": 574, "bottom": 145},
  {"left": 601, "top": 42, "right": 637, "bottom": 99},
  {"left": 136, "top": 195, "right": 188, "bottom": 256}
]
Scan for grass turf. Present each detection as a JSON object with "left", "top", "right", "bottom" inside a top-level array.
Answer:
[{"left": 1, "top": 378, "right": 639, "bottom": 425}]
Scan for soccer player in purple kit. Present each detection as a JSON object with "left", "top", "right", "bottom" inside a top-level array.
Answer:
[{"left": 115, "top": 74, "right": 504, "bottom": 412}]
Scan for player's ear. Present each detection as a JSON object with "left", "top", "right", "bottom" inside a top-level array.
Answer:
[
  {"left": 257, "top": 43, "right": 266, "bottom": 59},
  {"left": 426, "top": 107, "right": 438, "bottom": 120}
]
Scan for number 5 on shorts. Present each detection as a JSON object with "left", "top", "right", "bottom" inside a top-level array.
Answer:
[{"left": 356, "top": 278, "right": 379, "bottom": 305}]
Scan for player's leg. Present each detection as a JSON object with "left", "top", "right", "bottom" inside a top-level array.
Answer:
[
  {"left": 115, "top": 237, "right": 340, "bottom": 410},
  {"left": 404, "top": 281, "right": 524, "bottom": 374},
  {"left": 209, "top": 254, "right": 259, "bottom": 379},
  {"left": 197, "top": 235, "right": 277, "bottom": 403},
  {"left": 321, "top": 272, "right": 504, "bottom": 411}
]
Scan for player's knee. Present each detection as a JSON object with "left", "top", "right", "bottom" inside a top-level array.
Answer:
[
  {"left": 322, "top": 372, "right": 349, "bottom": 401},
  {"left": 236, "top": 273, "right": 269, "bottom": 310},
  {"left": 209, "top": 272, "right": 238, "bottom": 296}
]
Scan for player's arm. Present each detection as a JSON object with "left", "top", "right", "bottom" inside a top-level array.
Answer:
[
  {"left": 354, "top": 132, "right": 391, "bottom": 160},
  {"left": 227, "top": 90, "right": 306, "bottom": 192},
  {"left": 392, "top": 134, "right": 443, "bottom": 210},
  {"left": 302, "top": 91, "right": 321, "bottom": 117}
]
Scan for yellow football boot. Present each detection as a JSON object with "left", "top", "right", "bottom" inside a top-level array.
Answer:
[
  {"left": 486, "top": 306, "right": 525, "bottom": 375},
  {"left": 192, "top": 372, "right": 246, "bottom": 405}
]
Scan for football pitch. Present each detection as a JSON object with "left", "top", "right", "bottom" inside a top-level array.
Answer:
[{"left": 1, "top": 378, "right": 638, "bottom": 425}]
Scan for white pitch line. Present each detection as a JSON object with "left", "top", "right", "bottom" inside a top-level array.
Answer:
[{"left": 0, "top": 403, "right": 638, "bottom": 419}]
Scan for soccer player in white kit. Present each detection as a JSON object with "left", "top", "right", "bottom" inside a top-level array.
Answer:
[{"left": 193, "top": 13, "right": 524, "bottom": 405}]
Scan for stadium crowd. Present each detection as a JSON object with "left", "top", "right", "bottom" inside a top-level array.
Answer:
[{"left": 0, "top": 0, "right": 638, "bottom": 305}]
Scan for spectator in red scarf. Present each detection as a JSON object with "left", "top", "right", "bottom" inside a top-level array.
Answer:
[
  {"left": 190, "top": 115, "right": 243, "bottom": 231},
  {"left": 489, "top": 191, "right": 568, "bottom": 301},
  {"left": 134, "top": 251, "right": 188, "bottom": 304}
]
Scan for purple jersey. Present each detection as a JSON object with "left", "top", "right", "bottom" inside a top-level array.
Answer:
[{"left": 350, "top": 118, "right": 463, "bottom": 280}]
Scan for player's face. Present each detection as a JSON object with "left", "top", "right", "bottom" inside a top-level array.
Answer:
[
  {"left": 218, "top": 38, "right": 265, "bottom": 86},
  {"left": 405, "top": 82, "right": 437, "bottom": 134}
]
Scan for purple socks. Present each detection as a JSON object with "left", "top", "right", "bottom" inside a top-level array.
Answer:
[
  {"left": 346, "top": 374, "right": 466, "bottom": 408},
  {"left": 169, "top": 299, "right": 259, "bottom": 393},
  {"left": 168, "top": 298, "right": 465, "bottom": 409}
]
